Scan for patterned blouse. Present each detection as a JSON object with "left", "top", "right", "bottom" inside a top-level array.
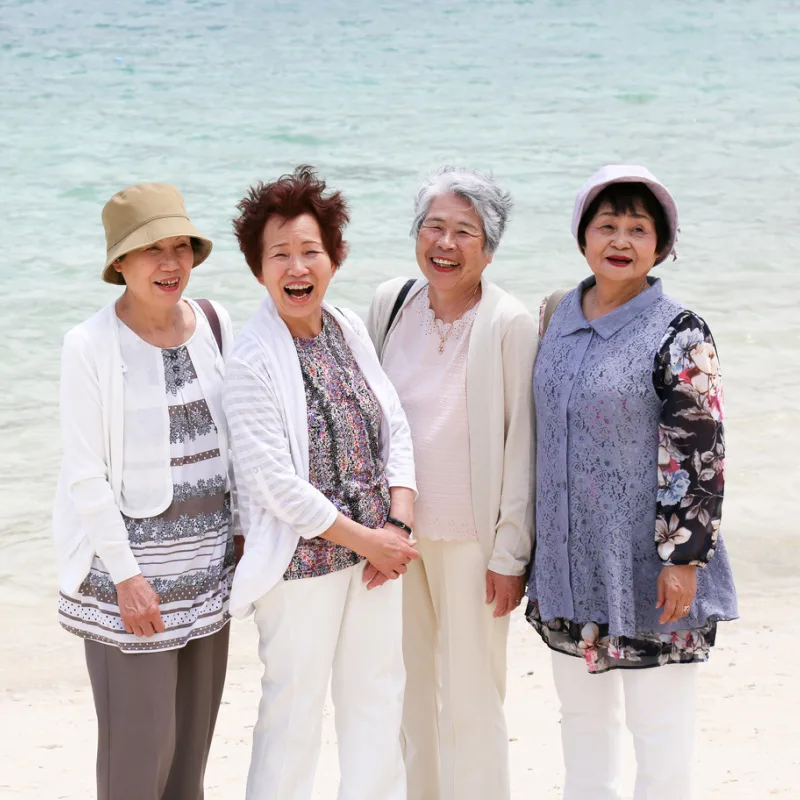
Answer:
[
  {"left": 58, "top": 322, "right": 234, "bottom": 652},
  {"left": 526, "top": 278, "right": 737, "bottom": 673},
  {"left": 283, "top": 311, "right": 390, "bottom": 581}
]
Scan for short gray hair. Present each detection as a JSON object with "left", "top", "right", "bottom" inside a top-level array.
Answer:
[{"left": 410, "top": 166, "right": 513, "bottom": 254}]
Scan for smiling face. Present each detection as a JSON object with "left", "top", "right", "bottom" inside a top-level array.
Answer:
[
  {"left": 259, "top": 213, "right": 335, "bottom": 335},
  {"left": 582, "top": 200, "right": 661, "bottom": 283},
  {"left": 114, "top": 235, "right": 194, "bottom": 306},
  {"left": 415, "top": 193, "right": 492, "bottom": 294}
]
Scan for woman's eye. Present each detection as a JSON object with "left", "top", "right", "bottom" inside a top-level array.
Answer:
[
  {"left": 273, "top": 253, "right": 288, "bottom": 259},
  {"left": 305, "top": 250, "right": 321, "bottom": 256},
  {"left": 177, "top": 242, "right": 189, "bottom": 249}
]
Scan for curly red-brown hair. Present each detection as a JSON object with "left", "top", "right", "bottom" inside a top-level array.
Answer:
[{"left": 233, "top": 165, "right": 350, "bottom": 278}]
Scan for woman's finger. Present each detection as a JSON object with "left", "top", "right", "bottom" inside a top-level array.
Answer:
[
  {"left": 659, "top": 595, "right": 678, "bottom": 624},
  {"left": 152, "top": 611, "right": 166, "bottom": 634}
]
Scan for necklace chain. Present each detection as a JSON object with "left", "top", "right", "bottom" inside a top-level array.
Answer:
[{"left": 433, "top": 284, "right": 480, "bottom": 354}]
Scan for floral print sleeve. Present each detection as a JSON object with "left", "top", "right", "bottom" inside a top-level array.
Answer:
[{"left": 653, "top": 311, "right": 725, "bottom": 567}]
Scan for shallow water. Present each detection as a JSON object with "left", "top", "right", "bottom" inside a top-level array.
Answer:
[{"left": 1, "top": 0, "right": 798, "bottom": 576}]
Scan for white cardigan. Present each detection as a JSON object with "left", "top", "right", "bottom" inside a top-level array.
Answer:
[
  {"left": 367, "top": 277, "right": 537, "bottom": 577},
  {"left": 52, "top": 299, "right": 234, "bottom": 593},
  {"left": 224, "top": 297, "right": 417, "bottom": 618}
]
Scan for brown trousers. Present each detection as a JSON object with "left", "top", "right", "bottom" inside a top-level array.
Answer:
[{"left": 84, "top": 624, "right": 230, "bottom": 800}]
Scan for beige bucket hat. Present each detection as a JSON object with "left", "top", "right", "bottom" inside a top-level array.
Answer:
[{"left": 101, "top": 183, "right": 213, "bottom": 285}]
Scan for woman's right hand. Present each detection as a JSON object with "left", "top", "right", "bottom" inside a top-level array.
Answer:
[
  {"left": 115, "top": 574, "right": 165, "bottom": 637},
  {"left": 361, "top": 527, "right": 419, "bottom": 580}
]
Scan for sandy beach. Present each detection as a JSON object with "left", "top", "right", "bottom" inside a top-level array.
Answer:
[{"left": 2, "top": 544, "right": 798, "bottom": 798}]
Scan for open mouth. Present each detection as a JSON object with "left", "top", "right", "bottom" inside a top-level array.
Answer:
[
  {"left": 606, "top": 255, "right": 633, "bottom": 267},
  {"left": 431, "top": 257, "right": 460, "bottom": 271},
  {"left": 154, "top": 277, "right": 180, "bottom": 292},
  {"left": 284, "top": 282, "right": 314, "bottom": 302}
]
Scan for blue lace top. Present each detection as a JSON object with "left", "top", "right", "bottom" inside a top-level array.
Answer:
[{"left": 526, "top": 277, "right": 738, "bottom": 673}]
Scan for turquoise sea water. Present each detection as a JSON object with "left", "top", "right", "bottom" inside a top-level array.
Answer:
[{"left": 0, "top": 0, "right": 798, "bottom": 576}]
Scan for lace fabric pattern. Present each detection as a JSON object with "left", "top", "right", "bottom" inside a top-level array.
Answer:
[{"left": 527, "top": 278, "right": 737, "bottom": 650}]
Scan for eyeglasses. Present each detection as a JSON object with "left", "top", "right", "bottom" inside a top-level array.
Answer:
[{"left": 419, "top": 222, "right": 483, "bottom": 244}]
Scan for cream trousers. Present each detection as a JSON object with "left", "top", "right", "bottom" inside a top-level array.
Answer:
[
  {"left": 552, "top": 651, "right": 698, "bottom": 800},
  {"left": 402, "top": 538, "right": 511, "bottom": 800},
  {"left": 246, "top": 562, "right": 405, "bottom": 800}
]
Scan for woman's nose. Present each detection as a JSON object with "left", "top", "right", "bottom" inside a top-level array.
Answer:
[
  {"left": 438, "top": 229, "right": 457, "bottom": 248},
  {"left": 287, "top": 256, "right": 310, "bottom": 274}
]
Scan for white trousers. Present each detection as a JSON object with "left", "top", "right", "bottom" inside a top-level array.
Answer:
[
  {"left": 246, "top": 562, "right": 406, "bottom": 800},
  {"left": 551, "top": 651, "right": 698, "bottom": 800},
  {"left": 402, "top": 538, "right": 511, "bottom": 800}
]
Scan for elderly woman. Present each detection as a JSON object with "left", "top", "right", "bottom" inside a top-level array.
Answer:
[
  {"left": 53, "top": 183, "right": 237, "bottom": 799},
  {"left": 527, "top": 165, "right": 738, "bottom": 799},
  {"left": 367, "top": 166, "right": 537, "bottom": 800},
  {"left": 224, "top": 166, "right": 418, "bottom": 800}
]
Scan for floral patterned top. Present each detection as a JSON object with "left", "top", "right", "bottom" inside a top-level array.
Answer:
[
  {"left": 283, "top": 311, "right": 391, "bottom": 581},
  {"left": 526, "top": 278, "right": 737, "bottom": 673}
]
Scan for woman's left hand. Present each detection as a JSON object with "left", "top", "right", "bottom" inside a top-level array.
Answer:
[
  {"left": 363, "top": 561, "right": 390, "bottom": 590},
  {"left": 656, "top": 565, "right": 698, "bottom": 624},
  {"left": 485, "top": 571, "right": 526, "bottom": 618}
]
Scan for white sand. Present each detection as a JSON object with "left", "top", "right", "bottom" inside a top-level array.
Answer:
[{"left": 1, "top": 549, "right": 798, "bottom": 798}]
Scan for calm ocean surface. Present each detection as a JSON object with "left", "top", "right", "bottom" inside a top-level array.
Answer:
[{"left": 1, "top": 0, "right": 798, "bottom": 580}]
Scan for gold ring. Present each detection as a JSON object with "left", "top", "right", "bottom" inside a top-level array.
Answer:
[{"left": 682, "top": 604, "right": 691, "bottom": 615}]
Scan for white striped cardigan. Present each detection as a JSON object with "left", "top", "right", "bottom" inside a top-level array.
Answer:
[{"left": 223, "top": 296, "right": 417, "bottom": 618}]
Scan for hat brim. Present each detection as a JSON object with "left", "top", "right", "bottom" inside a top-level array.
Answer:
[{"left": 102, "top": 216, "right": 213, "bottom": 285}]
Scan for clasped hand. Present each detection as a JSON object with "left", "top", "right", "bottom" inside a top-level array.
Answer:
[{"left": 362, "top": 522, "right": 419, "bottom": 590}]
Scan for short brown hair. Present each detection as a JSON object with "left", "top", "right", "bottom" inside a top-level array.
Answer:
[{"left": 233, "top": 165, "right": 350, "bottom": 278}]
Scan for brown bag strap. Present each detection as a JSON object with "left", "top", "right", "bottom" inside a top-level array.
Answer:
[
  {"left": 542, "top": 288, "right": 569, "bottom": 335},
  {"left": 195, "top": 298, "right": 223, "bottom": 353}
]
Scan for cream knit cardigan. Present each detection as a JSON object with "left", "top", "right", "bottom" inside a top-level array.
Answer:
[{"left": 367, "top": 276, "right": 537, "bottom": 577}]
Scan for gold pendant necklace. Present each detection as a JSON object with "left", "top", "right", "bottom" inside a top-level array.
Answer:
[{"left": 435, "top": 284, "right": 480, "bottom": 354}]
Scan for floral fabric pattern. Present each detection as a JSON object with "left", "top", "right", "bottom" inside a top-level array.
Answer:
[
  {"left": 284, "top": 311, "right": 390, "bottom": 581},
  {"left": 527, "top": 278, "right": 737, "bottom": 672},
  {"left": 526, "top": 600, "right": 716, "bottom": 674},
  {"left": 654, "top": 311, "right": 725, "bottom": 566}
]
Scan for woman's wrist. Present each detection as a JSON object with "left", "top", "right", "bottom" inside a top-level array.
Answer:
[{"left": 386, "top": 515, "right": 413, "bottom": 537}]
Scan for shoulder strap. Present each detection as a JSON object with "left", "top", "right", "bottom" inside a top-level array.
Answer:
[
  {"left": 542, "top": 288, "right": 570, "bottom": 335},
  {"left": 195, "top": 298, "right": 223, "bottom": 353},
  {"left": 386, "top": 279, "right": 416, "bottom": 336}
]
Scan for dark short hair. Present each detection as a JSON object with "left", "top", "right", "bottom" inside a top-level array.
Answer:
[
  {"left": 233, "top": 165, "right": 350, "bottom": 279},
  {"left": 577, "top": 182, "right": 669, "bottom": 255}
]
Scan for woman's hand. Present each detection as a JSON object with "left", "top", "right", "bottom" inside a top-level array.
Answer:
[
  {"left": 362, "top": 561, "right": 389, "bottom": 590},
  {"left": 116, "top": 574, "right": 165, "bottom": 637},
  {"left": 361, "top": 527, "right": 419, "bottom": 581},
  {"left": 656, "top": 565, "right": 697, "bottom": 624},
  {"left": 485, "top": 570, "right": 526, "bottom": 618}
]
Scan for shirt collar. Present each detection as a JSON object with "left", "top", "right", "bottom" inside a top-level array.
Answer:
[{"left": 559, "top": 276, "right": 664, "bottom": 339}]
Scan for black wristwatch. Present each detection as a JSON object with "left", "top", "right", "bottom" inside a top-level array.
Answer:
[{"left": 386, "top": 516, "right": 413, "bottom": 537}]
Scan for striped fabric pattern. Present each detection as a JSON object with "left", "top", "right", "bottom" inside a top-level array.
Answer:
[{"left": 58, "top": 323, "right": 234, "bottom": 652}]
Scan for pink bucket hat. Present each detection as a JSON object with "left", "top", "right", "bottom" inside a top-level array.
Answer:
[{"left": 571, "top": 165, "right": 679, "bottom": 265}]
